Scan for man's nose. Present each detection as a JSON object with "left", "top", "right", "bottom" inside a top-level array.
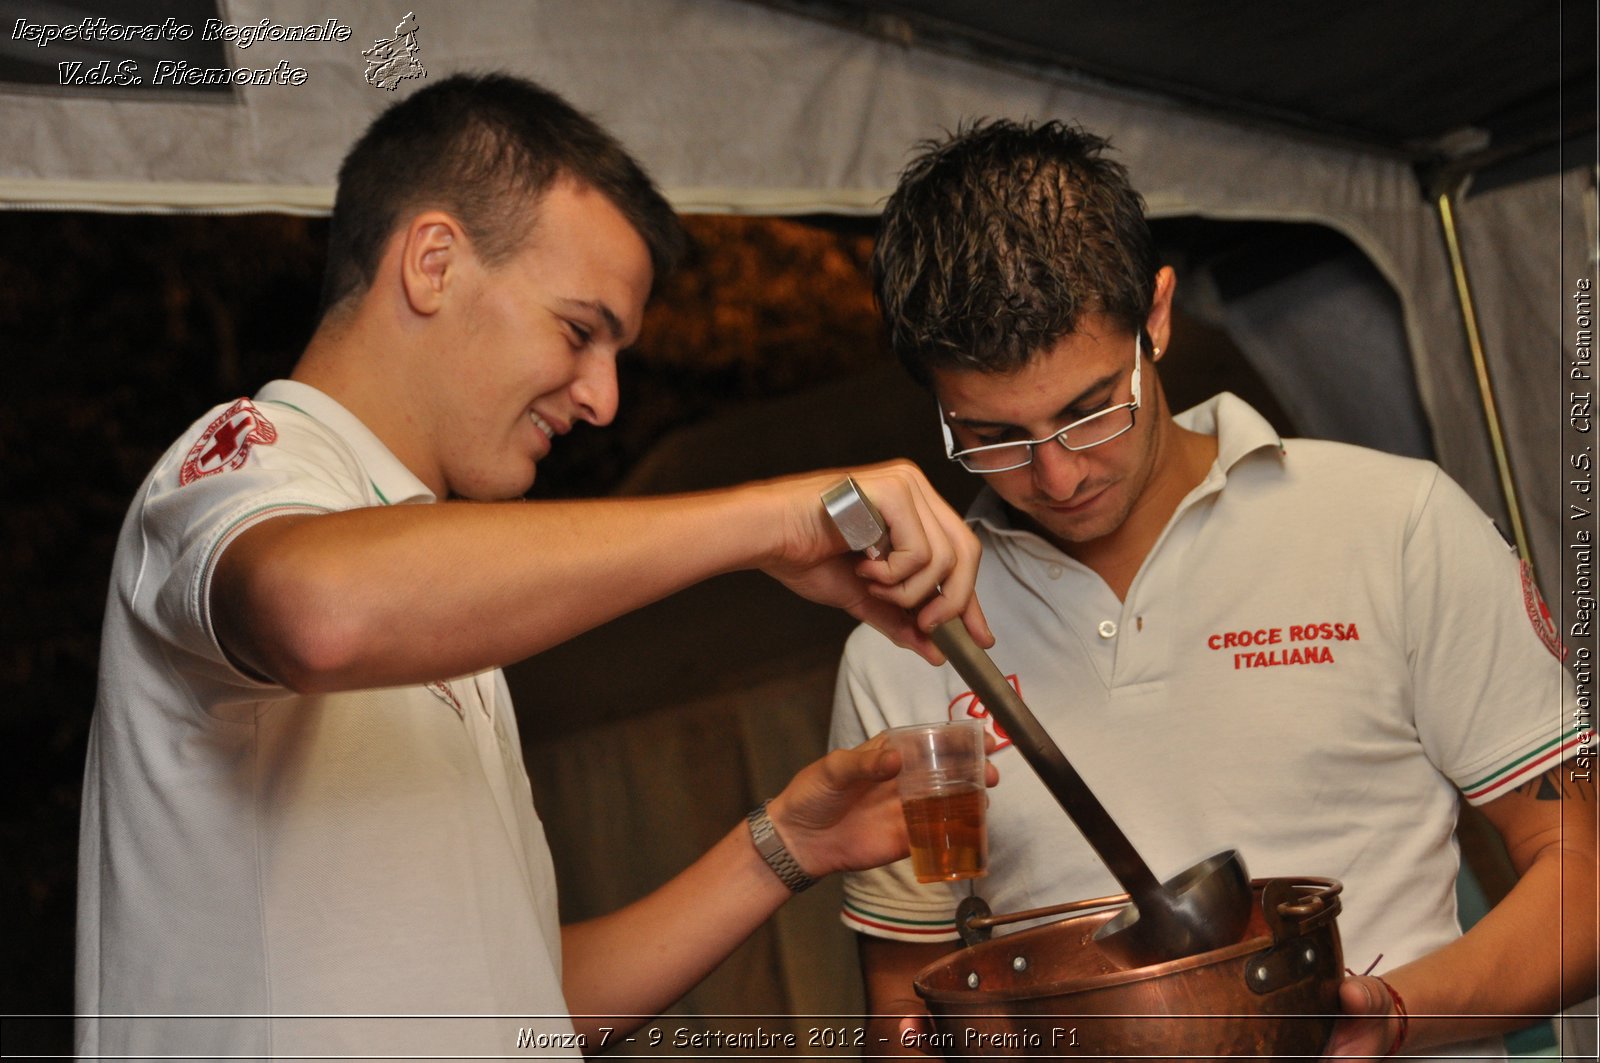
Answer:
[
  {"left": 1030, "top": 438, "right": 1089, "bottom": 499},
  {"left": 571, "top": 354, "right": 620, "bottom": 427}
]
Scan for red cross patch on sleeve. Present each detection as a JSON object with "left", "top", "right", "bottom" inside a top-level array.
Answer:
[
  {"left": 1521, "top": 560, "right": 1567, "bottom": 662},
  {"left": 179, "top": 399, "right": 279, "bottom": 485}
]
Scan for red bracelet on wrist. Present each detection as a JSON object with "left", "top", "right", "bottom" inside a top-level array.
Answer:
[{"left": 1374, "top": 977, "right": 1409, "bottom": 1056}]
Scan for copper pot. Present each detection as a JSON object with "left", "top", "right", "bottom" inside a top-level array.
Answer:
[{"left": 913, "top": 878, "right": 1343, "bottom": 1061}]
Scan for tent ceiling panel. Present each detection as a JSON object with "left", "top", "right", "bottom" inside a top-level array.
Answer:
[
  {"left": 3, "top": 0, "right": 1586, "bottom": 214},
  {"left": 776, "top": 0, "right": 1593, "bottom": 170}
]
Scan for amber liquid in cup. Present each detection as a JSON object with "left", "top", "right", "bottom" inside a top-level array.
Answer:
[
  {"left": 903, "top": 781, "right": 988, "bottom": 883},
  {"left": 890, "top": 719, "right": 988, "bottom": 883}
]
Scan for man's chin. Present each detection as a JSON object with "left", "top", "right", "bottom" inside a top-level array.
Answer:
[
  {"left": 1017, "top": 502, "right": 1121, "bottom": 550},
  {"left": 452, "top": 467, "right": 537, "bottom": 502}
]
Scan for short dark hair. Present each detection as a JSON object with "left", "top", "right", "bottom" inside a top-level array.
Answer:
[
  {"left": 872, "top": 119, "right": 1157, "bottom": 385},
  {"left": 319, "top": 72, "right": 686, "bottom": 314}
]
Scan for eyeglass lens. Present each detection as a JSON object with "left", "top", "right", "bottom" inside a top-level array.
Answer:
[{"left": 957, "top": 406, "right": 1135, "bottom": 472}]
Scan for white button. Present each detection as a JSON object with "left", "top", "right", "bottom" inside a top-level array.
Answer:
[
  {"left": 1097, "top": 620, "right": 1118, "bottom": 639},
  {"left": 1046, "top": 564, "right": 1063, "bottom": 579}
]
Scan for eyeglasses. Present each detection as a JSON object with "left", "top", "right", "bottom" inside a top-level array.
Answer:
[{"left": 940, "top": 334, "right": 1144, "bottom": 474}]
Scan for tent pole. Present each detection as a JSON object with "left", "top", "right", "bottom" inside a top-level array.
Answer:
[{"left": 1434, "top": 188, "right": 1533, "bottom": 567}]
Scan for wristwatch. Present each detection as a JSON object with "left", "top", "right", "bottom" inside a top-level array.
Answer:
[{"left": 746, "top": 800, "right": 817, "bottom": 893}]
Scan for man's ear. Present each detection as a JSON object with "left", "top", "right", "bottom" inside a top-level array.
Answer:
[
  {"left": 1145, "top": 266, "right": 1177, "bottom": 358},
  {"left": 398, "top": 211, "right": 464, "bottom": 316}
]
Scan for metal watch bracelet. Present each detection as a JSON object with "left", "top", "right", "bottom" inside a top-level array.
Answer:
[{"left": 746, "top": 800, "right": 817, "bottom": 893}]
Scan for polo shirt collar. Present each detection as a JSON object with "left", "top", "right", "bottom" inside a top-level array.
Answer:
[
  {"left": 255, "top": 379, "right": 435, "bottom": 506},
  {"left": 966, "top": 391, "right": 1285, "bottom": 537},
  {"left": 1173, "top": 391, "right": 1285, "bottom": 474}
]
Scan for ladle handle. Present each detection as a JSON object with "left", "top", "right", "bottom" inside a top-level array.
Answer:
[
  {"left": 821, "top": 476, "right": 1162, "bottom": 901},
  {"left": 928, "top": 619, "right": 1162, "bottom": 900}
]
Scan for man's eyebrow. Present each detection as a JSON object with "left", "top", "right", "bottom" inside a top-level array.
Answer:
[
  {"left": 948, "top": 367, "right": 1123, "bottom": 428},
  {"left": 559, "top": 298, "right": 626, "bottom": 342}
]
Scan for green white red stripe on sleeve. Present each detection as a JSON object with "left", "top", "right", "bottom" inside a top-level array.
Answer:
[
  {"left": 840, "top": 897, "right": 960, "bottom": 942},
  {"left": 1460, "top": 725, "right": 1590, "bottom": 805}
]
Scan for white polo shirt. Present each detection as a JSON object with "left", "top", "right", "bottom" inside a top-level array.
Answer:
[
  {"left": 833, "top": 394, "right": 1576, "bottom": 1058},
  {"left": 78, "top": 380, "right": 575, "bottom": 1060}
]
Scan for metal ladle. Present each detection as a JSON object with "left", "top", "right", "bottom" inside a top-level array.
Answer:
[{"left": 824, "top": 477, "right": 1252, "bottom": 967}]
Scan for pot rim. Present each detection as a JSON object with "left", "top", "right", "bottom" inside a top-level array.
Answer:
[{"left": 915, "top": 876, "right": 1341, "bottom": 1006}]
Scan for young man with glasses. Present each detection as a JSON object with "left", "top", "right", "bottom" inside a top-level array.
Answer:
[{"left": 830, "top": 119, "right": 1592, "bottom": 1059}]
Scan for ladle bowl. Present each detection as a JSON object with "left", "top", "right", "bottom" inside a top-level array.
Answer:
[{"left": 1093, "top": 849, "right": 1252, "bottom": 967}]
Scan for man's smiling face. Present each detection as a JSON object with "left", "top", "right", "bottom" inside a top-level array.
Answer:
[{"left": 424, "top": 178, "right": 653, "bottom": 500}]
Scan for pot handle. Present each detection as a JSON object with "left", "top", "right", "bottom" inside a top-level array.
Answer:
[
  {"left": 1263, "top": 877, "right": 1342, "bottom": 944},
  {"left": 1244, "top": 878, "right": 1343, "bottom": 996},
  {"left": 956, "top": 892, "right": 1131, "bottom": 945}
]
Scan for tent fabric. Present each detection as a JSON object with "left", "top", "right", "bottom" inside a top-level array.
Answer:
[
  {"left": 790, "top": 0, "right": 1584, "bottom": 161},
  {"left": 1183, "top": 246, "right": 1437, "bottom": 461},
  {"left": 1, "top": 0, "right": 1569, "bottom": 572},
  {"left": 521, "top": 651, "right": 863, "bottom": 1031}
]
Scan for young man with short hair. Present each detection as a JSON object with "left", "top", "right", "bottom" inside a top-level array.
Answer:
[{"left": 77, "top": 74, "right": 992, "bottom": 1059}]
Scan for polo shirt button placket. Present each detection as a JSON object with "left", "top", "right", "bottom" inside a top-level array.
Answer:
[{"left": 1095, "top": 617, "right": 1121, "bottom": 688}]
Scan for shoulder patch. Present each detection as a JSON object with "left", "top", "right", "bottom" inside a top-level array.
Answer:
[
  {"left": 1520, "top": 560, "right": 1566, "bottom": 662},
  {"left": 179, "top": 399, "right": 278, "bottom": 485}
]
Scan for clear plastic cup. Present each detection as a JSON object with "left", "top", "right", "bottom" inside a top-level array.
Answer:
[{"left": 886, "top": 719, "right": 988, "bottom": 883}]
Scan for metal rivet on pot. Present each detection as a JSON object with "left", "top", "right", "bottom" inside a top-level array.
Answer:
[
  {"left": 967, "top": 972, "right": 980, "bottom": 989},
  {"left": 1012, "top": 955, "right": 1028, "bottom": 973},
  {"left": 1252, "top": 965, "right": 1270, "bottom": 983},
  {"left": 1302, "top": 946, "right": 1317, "bottom": 964}
]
